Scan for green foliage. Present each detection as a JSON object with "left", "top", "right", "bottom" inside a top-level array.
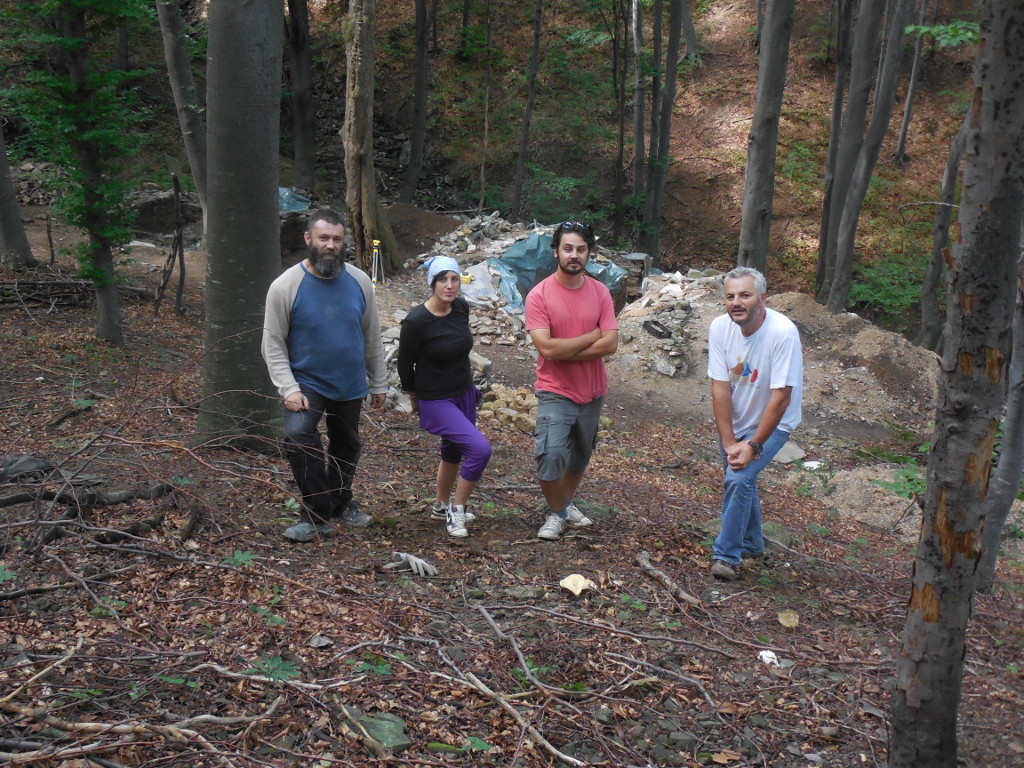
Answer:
[
  {"left": 807, "top": 523, "right": 830, "bottom": 537},
  {"left": 157, "top": 675, "right": 201, "bottom": 689},
  {"left": 90, "top": 597, "right": 128, "bottom": 618},
  {"left": 0, "top": 0, "right": 152, "bottom": 284},
  {"left": 849, "top": 252, "right": 927, "bottom": 325},
  {"left": 873, "top": 466, "right": 926, "bottom": 499},
  {"left": 619, "top": 594, "right": 648, "bottom": 612},
  {"left": 245, "top": 655, "right": 301, "bottom": 682},
  {"left": 511, "top": 657, "right": 553, "bottom": 688},
  {"left": 222, "top": 549, "right": 258, "bottom": 567},
  {"left": 905, "top": 21, "right": 979, "bottom": 48},
  {"left": 0, "top": 565, "right": 16, "bottom": 584},
  {"left": 778, "top": 143, "right": 821, "bottom": 194},
  {"left": 349, "top": 653, "right": 392, "bottom": 676}
]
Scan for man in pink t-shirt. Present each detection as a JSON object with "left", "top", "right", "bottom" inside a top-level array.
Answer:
[{"left": 524, "top": 222, "right": 618, "bottom": 540}]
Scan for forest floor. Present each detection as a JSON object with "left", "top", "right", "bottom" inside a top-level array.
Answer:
[
  {"left": 1, "top": 202, "right": 1022, "bottom": 768},
  {"left": 2, "top": 2, "right": 1022, "bottom": 767}
]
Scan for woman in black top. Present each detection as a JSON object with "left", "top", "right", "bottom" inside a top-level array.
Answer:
[{"left": 398, "top": 256, "right": 492, "bottom": 538}]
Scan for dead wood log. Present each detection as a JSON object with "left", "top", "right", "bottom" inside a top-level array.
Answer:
[
  {"left": 636, "top": 550, "right": 701, "bottom": 606},
  {"left": 0, "top": 483, "right": 174, "bottom": 509}
]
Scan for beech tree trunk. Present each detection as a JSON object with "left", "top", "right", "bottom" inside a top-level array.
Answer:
[
  {"left": 0, "top": 122, "right": 38, "bottom": 270},
  {"left": 196, "top": 0, "right": 282, "bottom": 446},
  {"left": 156, "top": 0, "right": 207, "bottom": 231},
  {"left": 915, "top": 110, "right": 971, "bottom": 352},
  {"left": 631, "top": 0, "right": 646, "bottom": 194},
  {"left": 889, "top": 1, "right": 1024, "bottom": 762},
  {"left": 398, "top": 0, "right": 432, "bottom": 204},
  {"left": 816, "top": 0, "right": 885, "bottom": 300},
  {"left": 978, "top": 251, "right": 1024, "bottom": 591},
  {"left": 343, "top": 0, "right": 398, "bottom": 272},
  {"left": 286, "top": 0, "right": 316, "bottom": 194},
  {"left": 825, "top": 0, "right": 914, "bottom": 313},
  {"left": 638, "top": 0, "right": 681, "bottom": 268},
  {"left": 737, "top": 0, "right": 795, "bottom": 272},
  {"left": 509, "top": 0, "right": 543, "bottom": 222}
]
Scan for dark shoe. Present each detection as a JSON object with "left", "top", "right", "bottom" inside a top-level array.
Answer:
[
  {"left": 741, "top": 549, "right": 770, "bottom": 564},
  {"left": 339, "top": 503, "right": 373, "bottom": 528},
  {"left": 710, "top": 560, "right": 739, "bottom": 581},
  {"left": 283, "top": 521, "right": 333, "bottom": 542}
]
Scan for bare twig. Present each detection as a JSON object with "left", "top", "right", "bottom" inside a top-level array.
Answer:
[{"left": 636, "top": 550, "right": 701, "bottom": 606}]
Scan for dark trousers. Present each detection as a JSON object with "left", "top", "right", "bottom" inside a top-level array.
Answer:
[{"left": 282, "top": 387, "right": 362, "bottom": 525}]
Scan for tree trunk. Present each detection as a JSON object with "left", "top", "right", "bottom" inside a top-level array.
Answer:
[
  {"left": 0, "top": 122, "right": 38, "bottom": 270},
  {"left": 888, "top": 1, "right": 1024, "bottom": 762},
  {"left": 816, "top": 0, "right": 885, "bottom": 301},
  {"left": 156, "top": 0, "right": 208, "bottom": 232},
  {"left": 815, "top": 0, "right": 853, "bottom": 292},
  {"left": 611, "top": 0, "right": 629, "bottom": 239},
  {"left": 915, "top": 110, "right": 970, "bottom": 351},
  {"left": 893, "top": 0, "right": 931, "bottom": 166},
  {"left": 343, "top": 0, "right": 399, "bottom": 273},
  {"left": 631, "top": 0, "right": 646, "bottom": 194},
  {"left": 286, "top": 0, "right": 316, "bottom": 194},
  {"left": 680, "top": 0, "right": 700, "bottom": 64},
  {"left": 398, "top": 0, "right": 431, "bottom": 204},
  {"left": 196, "top": 0, "right": 283, "bottom": 446},
  {"left": 978, "top": 250, "right": 1024, "bottom": 591},
  {"left": 736, "top": 0, "right": 795, "bottom": 272},
  {"left": 61, "top": 4, "right": 122, "bottom": 345},
  {"left": 509, "top": 0, "right": 543, "bottom": 223},
  {"left": 639, "top": 0, "right": 681, "bottom": 268},
  {"left": 826, "top": 0, "right": 914, "bottom": 313}
]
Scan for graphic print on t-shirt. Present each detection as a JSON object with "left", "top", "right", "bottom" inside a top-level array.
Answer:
[{"left": 730, "top": 356, "right": 759, "bottom": 385}]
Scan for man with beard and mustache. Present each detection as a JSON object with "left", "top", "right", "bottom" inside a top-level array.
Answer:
[
  {"left": 262, "top": 209, "right": 387, "bottom": 542},
  {"left": 524, "top": 222, "right": 618, "bottom": 541},
  {"left": 707, "top": 267, "right": 802, "bottom": 581}
]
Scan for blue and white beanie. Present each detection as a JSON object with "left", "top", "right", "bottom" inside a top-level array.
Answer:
[{"left": 425, "top": 255, "right": 461, "bottom": 285}]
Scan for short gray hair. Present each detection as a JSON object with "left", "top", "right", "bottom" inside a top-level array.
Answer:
[{"left": 723, "top": 266, "right": 767, "bottom": 295}]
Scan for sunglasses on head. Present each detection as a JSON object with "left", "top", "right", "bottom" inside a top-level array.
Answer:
[{"left": 559, "top": 221, "right": 591, "bottom": 233}]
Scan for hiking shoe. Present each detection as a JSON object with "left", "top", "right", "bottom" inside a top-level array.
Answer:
[
  {"left": 710, "top": 560, "right": 739, "bottom": 581},
  {"left": 537, "top": 513, "right": 567, "bottom": 540},
  {"left": 431, "top": 501, "right": 474, "bottom": 522},
  {"left": 565, "top": 501, "right": 594, "bottom": 527},
  {"left": 446, "top": 505, "right": 469, "bottom": 538},
  {"left": 283, "top": 521, "right": 333, "bottom": 543},
  {"left": 338, "top": 504, "right": 373, "bottom": 529}
]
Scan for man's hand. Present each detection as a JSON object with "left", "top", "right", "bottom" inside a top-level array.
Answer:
[
  {"left": 725, "top": 440, "right": 755, "bottom": 470},
  {"left": 284, "top": 391, "right": 308, "bottom": 412},
  {"left": 370, "top": 393, "right": 386, "bottom": 409}
]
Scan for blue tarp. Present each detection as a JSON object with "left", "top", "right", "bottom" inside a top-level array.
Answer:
[{"left": 484, "top": 232, "right": 626, "bottom": 313}]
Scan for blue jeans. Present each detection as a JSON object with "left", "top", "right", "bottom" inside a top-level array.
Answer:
[
  {"left": 282, "top": 387, "right": 362, "bottom": 525},
  {"left": 713, "top": 428, "right": 790, "bottom": 566}
]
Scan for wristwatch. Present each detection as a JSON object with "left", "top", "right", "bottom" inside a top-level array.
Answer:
[{"left": 747, "top": 440, "right": 763, "bottom": 458}]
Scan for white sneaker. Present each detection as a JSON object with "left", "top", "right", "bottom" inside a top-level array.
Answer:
[
  {"left": 537, "top": 513, "right": 567, "bottom": 540},
  {"left": 565, "top": 501, "right": 594, "bottom": 527},
  {"left": 432, "top": 501, "right": 475, "bottom": 522},
  {"left": 446, "top": 505, "right": 469, "bottom": 538}
]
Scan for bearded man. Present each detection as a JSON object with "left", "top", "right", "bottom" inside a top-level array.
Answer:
[{"left": 262, "top": 208, "right": 387, "bottom": 542}]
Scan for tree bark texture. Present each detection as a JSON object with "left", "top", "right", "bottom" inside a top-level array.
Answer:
[
  {"left": 915, "top": 110, "right": 971, "bottom": 352},
  {"left": 343, "top": 0, "right": 399, "bottom": 273},
  {"left": 197, "top": 0, "right": 283, "bottom": 445},
  {"left": 978, "top": 252, "right": 1024, "bottom": 590},
  {"left": 639, "top": 0, "right": 681, "bottom": 267},
  {"left": 816, "top": 0, "right": 885, "bottom": 301},
  {"left": 286, "top": 0, "right": 316, "bottom": 194},
  {"left": 888, "top": 1, "right": 1024, "bottom": 763},
  {"left": 893, "top": 0, "right": 931, "bottom": 165},
  {"left": 509, "top": 0, "right": 543, "bottom": 222},
  {"left": 156, "top": 0, "right": 208, "bottom": 225},
  {"left": 0, "top": 121, "right": 37, "bottom": 270},
  {"left": 398, "top": 0, "right": 431, "bottom": 204},
  {"left": 631, "top": 0, "right": 646, "bottom": 194},
  {"left": 737, "top": 0, "right": 794, "bottom": 272},
  {"left": 826, "top": 0, "right": 915, "bottom": 313},
  {"left": 61, "top": 4, "right": 122, "bottom": 345}
]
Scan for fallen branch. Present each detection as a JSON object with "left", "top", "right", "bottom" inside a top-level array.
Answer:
[
  {"left": 463, "top": 672, "right": 587, "bottom": 767},
  {"left": 0, "top": 565, "right": 138, "bottom": 602},
  {"left": 636, "top": 550, "right": 701, "bottom": 606}
]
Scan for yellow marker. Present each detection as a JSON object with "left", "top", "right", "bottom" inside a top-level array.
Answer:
[
  {"left": 371, "top": 239, "right": 384, "bottom": 285},
  {"left": 460, "top": 273, "right": 474, "bottom": 283}
]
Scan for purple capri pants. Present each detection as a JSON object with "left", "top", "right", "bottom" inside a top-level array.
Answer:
[{"left": 417, "top": 387, "right": 492, "bottom": 482}]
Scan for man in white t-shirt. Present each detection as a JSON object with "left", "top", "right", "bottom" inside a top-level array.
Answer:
[{"left": 706, "top": 267, "right": 803, "bottom": 581}]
